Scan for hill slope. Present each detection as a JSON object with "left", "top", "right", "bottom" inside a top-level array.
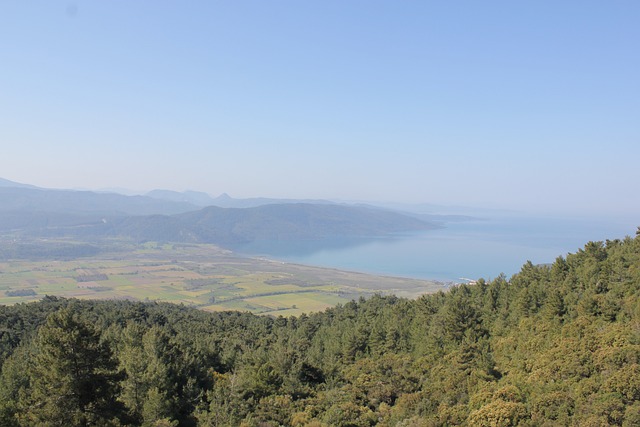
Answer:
[
  {"left": 0, "top": 187, "right": 198, "bottom": 217},
  {"left": 0, "top": 182, "right": 437, "bottom": 247},
  {"left": 0, "top": 178, "right": 38, "bottom": 189},
  {"left": 96, "top": 203, "right": 437, "bottom": 244},
  {"left": 145, "top": 189, "right": 217, "bottom": 206}
]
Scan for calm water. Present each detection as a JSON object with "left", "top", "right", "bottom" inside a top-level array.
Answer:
[{"left": 231, "top": 215, "right": 638, "bottom": 282}]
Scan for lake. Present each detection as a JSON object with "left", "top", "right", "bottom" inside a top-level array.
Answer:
[{"left": 231, "top": 214, "right": 638, "bottom": 282}]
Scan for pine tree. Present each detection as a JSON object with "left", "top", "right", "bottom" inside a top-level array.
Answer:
[{"left": 20, "top": 307, "right": 122, "bottom": 427}]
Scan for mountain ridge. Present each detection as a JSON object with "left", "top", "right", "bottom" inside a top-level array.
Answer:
[
  {"left": 0, "top": 177, "right": 39, "bottom": 189},
  {"left": 92, "top": 203, "right": 438, "bottom": 245},
  {"left": 0, "top": 179, "right": 439, "bottom": 247}
]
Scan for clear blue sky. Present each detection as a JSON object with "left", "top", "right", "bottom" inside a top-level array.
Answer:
[{"left": 1, "top": 1, "right": 639, "bottom": 215}]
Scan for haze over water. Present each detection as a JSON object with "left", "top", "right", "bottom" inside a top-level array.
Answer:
[{"left": 233, "top": 214, "right": 637, "bottom": 282}]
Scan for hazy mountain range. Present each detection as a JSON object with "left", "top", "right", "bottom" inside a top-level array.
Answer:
[
  {"left": 0, "top": 178, "right": 439, "bottom": 245},
  {"left": 145, "top": 189, "right": 335, "bottom": 209}
]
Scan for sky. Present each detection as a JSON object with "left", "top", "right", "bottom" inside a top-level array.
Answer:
[{"left": 1, "top": 1, "right": 639, "bottom": 216}]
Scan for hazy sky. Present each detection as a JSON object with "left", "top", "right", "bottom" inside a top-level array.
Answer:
[{"left": 1, "top": 1, "right": 639, "bottom": 215}]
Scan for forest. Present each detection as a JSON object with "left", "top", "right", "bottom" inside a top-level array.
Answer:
[{"left": 1, "top": 230, "right": 639, "bottom": 426}]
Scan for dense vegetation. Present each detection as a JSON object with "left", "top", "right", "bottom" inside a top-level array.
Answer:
[{"left": 1, "top": 230, "right": 639, "bottom": 426}]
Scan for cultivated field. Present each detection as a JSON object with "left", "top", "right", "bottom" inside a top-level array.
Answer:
[{"left": 0, "top": 242, "right": 443, "bottom": 316}]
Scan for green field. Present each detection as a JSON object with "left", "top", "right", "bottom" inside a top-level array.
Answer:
[{"left": 0, "top": 242, "right": 442, "bottom": 316}]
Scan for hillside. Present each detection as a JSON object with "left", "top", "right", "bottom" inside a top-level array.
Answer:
[
  {"left": 1, "top": 230, "right": 639, "bottom": 426},
  {"left": 0, "top": 181, "right": 437, "bottom": 248},
  {"left": 146, "top": 190, "right": 334, "bottom": 209},
  {"left": 146, "top": 189, "right": 217, "bottom": 206},
  {"left": 175, "top": 203, "right": 435, "bottom": 242},
  {"left": 0, "top": 178, "right": 38, "bottom": 189},
  {"left": 0, "top": 187, "right": 198, "bottom": 218},
  {"left": 208, "top": 193, "right": 335, "bottom": 209},
  {"left": 1, "top": 205, "right": 436, "bottom": 250},
  {"left": 96, "top": 203, "right": 436, "bottom": 244}
]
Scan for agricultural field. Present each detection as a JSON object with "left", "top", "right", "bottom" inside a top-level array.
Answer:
[{"left": 0, "top": 241, "right": 442, "bottom": 316}]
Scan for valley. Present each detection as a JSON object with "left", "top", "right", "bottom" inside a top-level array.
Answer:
[{"left": 0, "top": 240, "right": 442, "bottom": 316}]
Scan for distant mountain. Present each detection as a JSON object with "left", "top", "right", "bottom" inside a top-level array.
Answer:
[
  {"left": 31, "top": 203, "right": 438, "bottom": 245},
  {"left": 0, "top": 187, "right": 199, "bottom": 217},
  {"left": 146, "top": 189, "right": 217, "bottom": 206},
  {"left": 142, "top": 189, "right": 334, "bottom": 209},
  {"left": 210, "top": 193, "right": 334, "bottom": 208},
  {"left": 0, "top": 210, "right": 108, "bottom": 233},
  {"left": 0, "top": 179, "right": 440, "bottom": 247},
  {"left": 175, "top": 203, "right": 436, "bottom": 243},
  {"left": 340, "top": 199, "right": 512, "bottom": 217},
  {"left": 0, "top": 177, "right": 39, "bottom": 189},
  {"left": 0, "top": 186, "right": 203, "bottom": 235},
  {"left": 96, "top": 187, "right": 144, "bottom": 196}
]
